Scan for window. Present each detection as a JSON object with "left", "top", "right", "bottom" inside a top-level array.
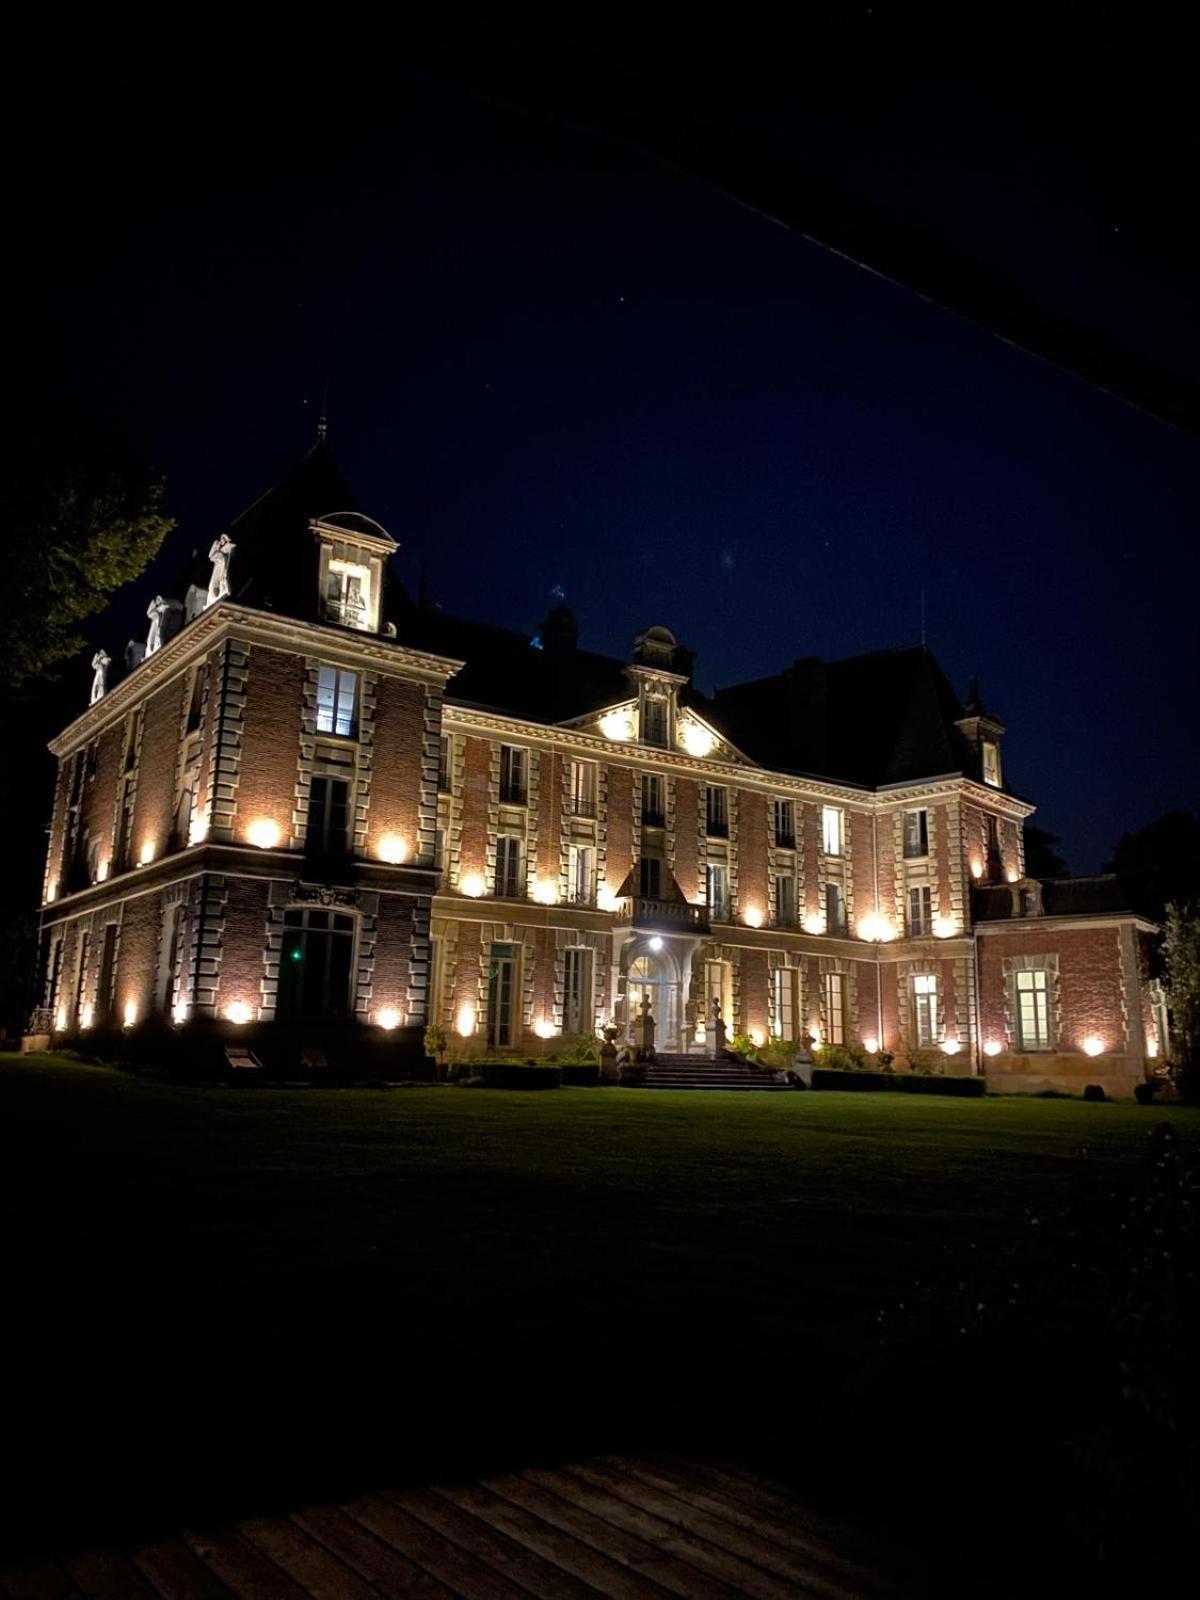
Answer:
[
  {"left": 1015, "top": 969, "right": 1051, "bottom": 1050},
  {"left": 564, "top": 947, "right": 594, "bottom": 1035},
  {"left": 642, "top": 772, "right": 665, "bottom": 827},
  {"left": 324, "top": 558, "right": 372, "bottom": 629},
  {"left": 571, "top": 760, "right": 597, "bottom": 818},
  {"left": 775, "top": 873, "right": 796, "bottom": 927},
  {"left": 773, "top": 967, "right": 796, "bottom": 1040},
  {"left": 907, "top": 885, "right": 932, "bottom": 936},
  {"left": 96, "top": 925, "right": 117, "bottom": 1023},
  {"left": 495, "top": 834, "right": 524, "bottom": 898},
  {"left": 308, "top": 776, "right": 351, "bottom": 855},
  {"left": 824, "top": 972, "right": 846, "bottom": 1046},
  {"left": 639, "top": 856, "right": 663, "bottom": 900},
  {"left": 911, "top": 973, "right": 939, "bottom": 1048},
  {"left": 904, "top": 809, "right": 929, "bottom": 859},
  {"left": 706, "top": 862, "right": 729, "bottom": 921},
  {"left": 706, "top": 785, "right": 728, "bottom": 838},
  {"left": 438, "top": 733, "right": 452, "bottom": 793},
  {"left": 705, "top": 960, "right": 731, "bottom": 1029},
  {"left": 114, "top": 775, "right": 136, "bottom": 871},
  {"left": 74, "top": 931, "right": 91, "bottom": 1024},
  {"left": 487, "top": 943, "right": 518, "bottom": 1048},
  {"left": 45, "top": 938, "right": 64, "bottom": 1016},
  {"left": 434, "top": 826, "right": 446, "bottom": 872},
  {"left": 175, "top": 742, "right": 200, "bottom": 848},
  {"left": 499, "top": 744, "right": 527, "bottom": 804},
  {"left": 826, "top": 882, "right": 846, "bottom": 935},
  {"left": 316, "top": 666, "right": 358, "bottom": 737},
  {"left": 774, "top": 798, "right": 795, "bottom": 849},
  {"left": 642, "top": 697, "right": 667, "bottom": 747},
  {"left": 822, "top": 806, "right": 844, "bottom": 857},
  {"left": 982, "top": 740, "right": 1001, "bottom": 787},
  {"left": 278, "top": 908, "right": 356, "bottom": 1020},
  {"left": 568, "top": 844, "right": 596, "bottom": 906},
  {"left": 156, "top": 908, "right": 181, "bottom": 1011}
]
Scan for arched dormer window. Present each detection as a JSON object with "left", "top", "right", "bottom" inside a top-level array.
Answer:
[{"left": 311, "top": 513, "right": 396, "bottom": 634}]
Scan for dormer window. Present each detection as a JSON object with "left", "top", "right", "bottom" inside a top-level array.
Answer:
[
  {"left": 982, "top": 740, "right": 1001, "bottom": 787},
  {"left": 641, "top": 697, "right": 667, "bottom": 747},
  {"left": 325, "top": 559, "right": 372, "bottom": 630},
  {"left": 311, "top": 513, "right": 396, "bottom": 636}
]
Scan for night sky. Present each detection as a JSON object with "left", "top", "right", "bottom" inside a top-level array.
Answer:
[{"left": 11, "top": 5, "right": 1199, "bottom": 873}]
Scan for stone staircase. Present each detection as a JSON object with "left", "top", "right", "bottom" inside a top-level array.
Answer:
[{"left": 631, "top": 1052, "right": 794, "bottom": 1090}]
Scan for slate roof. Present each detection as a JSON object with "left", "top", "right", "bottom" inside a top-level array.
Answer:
[{"left": 973, "top": 874, "right": 1133, "bottom": 922}]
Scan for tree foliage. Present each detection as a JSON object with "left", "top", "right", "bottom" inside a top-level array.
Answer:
[
  {"left": 1163, "top": 901, "right": 1200, "bottom": 1077},
  {"left": 1023, "top": 823, "right": 1069, "bottom": 879},
  {"left": 1105, "top": 810, "right": 1200, "bottom": 927},
  {"left": 0, "top": 409, "right": 173, "bottom": 693}
]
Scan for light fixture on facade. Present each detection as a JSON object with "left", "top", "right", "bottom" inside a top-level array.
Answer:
[
  {"left": 597, "top": 885, "right": 621, "bottom": 913},
  {"left": 172, "top": 1001, "right": 190, "bottom": 1026},
  {"left": 138, "top": 841, "right": 156, "bottom": 866},
  {"left": 680, "top": 719, "right": 715, "bottom": 758},
  {"left": 1006, "top": 868, "right": 1019, "bottom": 884},
  {"left": 648, "top": 936, "right": 664, "bottom": 952},
  {"left": 808, "top": 1026, "right": 822, "bottom": 1048},
  {"left": 941, "top": 1038, "right": 961, "bottom": 1056},
  {"left": 375, "top": 1007, "right": 401, "bottom": 1031},
  {"left": 96, "top": 860, "right": 109, "bottom": 882},
  {"left": 377, "top": 834, "right": 407, "bottom": 865},
  {"left": 247, "top": 818, "right": 281, "bottom": 850},
  {"left": 46, "top": 881, "right": 57, "bottom": 903},
  {"left": 1147, "top": 1038, "right": 1159, "bottom": 1059},
  {"left": 532, "top": 879, "right": 558, "bottom": 906},
  {"left": 456, "top": 1003, "right": 476, "bottom": 1037},
  {"left": 743, "top": 907, "right": 764, "bottom": 929},
  {"left": 749, "top": 1027, "right": 765, "bottom": 1048},
  {"left": 459, "top": 871, "right": 486, "bottom": 899},
  {"left": 1081, "top": 1036, "right": 1105, "bottom": 1057},
  {"left": 599, "top": 709, "right": 633, "bottom": 742},
  {"left": 970, "top": 859, "right": 983, "bottom": 880},
  {"left": 802, "top": 913, "right": 825, "bottom": 936},
  {"left": 189, "top": 816, "right": 210, "bottom": 845},
  {"left": 122, "top": 1001, "right": 138, "bottom": 1029},
  {"left": 224, "top": 1001, "right": 253, "bottom": 1025},
  {"left": 983, "top": 1039, "right": 1003, "bottom": 1057},
  {"left": 54, "top": 1006, "right": 67, "bottom": 1033},
  {"left": 857, "top": 913, "right": 896, "bottom": 943},
  {"left": 533, "top": 1018, "right": 556, "bottom": 1039},
  {"left": 932, "top": 915, "right": 957, "bottom": 939},
  {"left": 863, "top": 1035, "right": 879, "bottom": 1054},
  {"left": 80, "top": 1003, "right": 94, "bottom": 1030}
]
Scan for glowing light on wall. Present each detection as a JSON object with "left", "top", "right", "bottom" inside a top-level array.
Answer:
[
  {"left": 246, "top": 818, "right": 282, "bottom": 850},
  {"left": 743, "top": 906, "right": 764, "bottom": 929},
  {"left": 802, "top": 913, "right": 825, "bottom": 936},
  {"left": 533, "top": 1019, "right": 556, "bottom": 1040},
  {"left": 375, "top": 1007, "right": 401, "bottom": 1031},
  {"left": 863, "top": 1036, "right": 879, "bottom": 1054},
  {"left": 984, "top": 1039, "right": 1003, "bottom": 1057},
  {"left": 679, "top": 719, "right": 715, "bottom": 758},
  {"left": 1006, "top": 868, "right": 1019, "bottom": 884},
  {"left": 532, "top": 878, "right": 558, "bottom": 906},
  {"left": 970, "top": 859, "right": 983, "bottom": 880},
  {"left": 1147, "top": 1038, "right": 1160, "bottom": 1059},
  {"left": 456, "top": 1003, "right": 476, "bottom": 1037},
  {"left": 1081, "top": 1036, "right": 1105, "bottom": 1057},
  {"left": 172, "top": 1001, "right": 190, "bottom": 1026},
  {"left": 932, "top": 915, "right": 958, "bottom": 939},
  {"left": 377, "top": 835, "right": 407, "bottom": 865},
  {"left": 648, "top": 936, "right": 664, "bottom": 952},
  {"left": 46, "top": 881, "right": 57, "bottom": 903},
  {"left": 597, "top": 885, "right": 622, "bottom": 913},
  {"left": 138, "top": 841, "right": 156, "bottom": 866},
  {"left": 122, "top": 1001, "right": 138, "bottom": 1029},
  {"left": 808, "top": 1026, "right": 822, "bottom": 1048},
  {"left": 749, "top": 1027, "right": 766, "bottom": 1048},
  {"left": 857, "top": 913, "right": 896, "bottom": 943},
  {"left": 96, "top": 860, "right": 109, "bottom": 882},
  {"left": 459, "top": 872, "right": 486, "bottom": 899},
  {"left": 54, "top": 1006, "right": 67, "bottom": 1032},
  {"left": 189, "top": 816, "right": 210, "bottom": 845},
  {"left": 80, "top": 1003, "right": 94, "bottom": 1030},
  {"left": 941, "top": 1038, "right": 961, "bottom": 1056},
  {"left": 599, "top": 709, "right": 633, "bottom": 742},
  {"left": 224, "top": 1001, "right": 253, "bottom": 1025}
]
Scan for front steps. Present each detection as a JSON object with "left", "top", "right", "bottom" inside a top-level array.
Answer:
[{"left": 629, "top": 1052, "right": 794, "bottom": 1090}]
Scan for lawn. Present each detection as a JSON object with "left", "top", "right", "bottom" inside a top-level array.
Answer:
[{"left": 3, "top": 1055, "right": 1198, "bottom": 1577}]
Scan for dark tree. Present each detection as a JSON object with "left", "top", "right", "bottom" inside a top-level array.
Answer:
[
  {"left": 0, "top": 408, "right": 172, "bottom": 692},
  {"left": 1023, "top": 823, "right": 1069, "bottom": 879},
  {"left": 1105, "top": 811, "right": 1200, "bottom": 926}
]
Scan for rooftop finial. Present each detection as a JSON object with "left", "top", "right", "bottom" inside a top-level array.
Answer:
[{"left": 316, "top": 380, "right": 329, "bottom": 444}]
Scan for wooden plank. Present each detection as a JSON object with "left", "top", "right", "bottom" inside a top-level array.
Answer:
[
  {"left": 481, "top": 1471, "right": 738, "bottom": 1600},
  {"left": 660, "top": 1460, "right": 866, "bottom": 1549},
  {"left": 180, "top": 1528, "right": 309, "bottom": 1600},
  {"left": 566, "top": 1462, "right": 870, "bottom": 1600},
  {"left": 515, "top": 1468, "right": 797, "bottom": 1600},
  {"left": 290, "top": 1505, "right": 456, "bottom": 1600},
  {"left": 340, "top": 1492, "right": 530, "bottom": 1600},
  {"left": 603, "top": 1458, "right": 887, "bottom": 1595},
  {"left": 60, "top": 1549, "right": 158, "bottom": 1600},
  {"left": 384, "top": 1485, "right": 602, "bottom": 1600},
  {"left": 127, "top": 1538, "right": 233, "bottom": 1600},
  {"left": 433, "top": 1481, "right": 669, "bottom": 1600},
  {"left": 238, "top": 1518, "right": 379, "bottom": 1600},
  {"left": 0, "top": 1563, "right": 83, "bottom": 1600}
]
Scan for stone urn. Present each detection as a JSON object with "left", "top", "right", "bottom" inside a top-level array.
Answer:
[{"left": 599, "top": 1023, "right": 620, "bottom": 1083}]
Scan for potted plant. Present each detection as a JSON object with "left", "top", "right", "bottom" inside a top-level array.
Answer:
[{"left": 424, "top": 1022, "right": 449, "bottom": 1080}]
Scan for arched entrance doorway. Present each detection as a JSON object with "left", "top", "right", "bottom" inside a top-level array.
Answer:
[{"left": 625, "top": 947, "right": 681, "bottom": 1051}]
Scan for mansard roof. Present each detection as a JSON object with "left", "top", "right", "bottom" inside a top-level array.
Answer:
[{"left": 973, "top": 874, "right": 1132, "bottom": 922}]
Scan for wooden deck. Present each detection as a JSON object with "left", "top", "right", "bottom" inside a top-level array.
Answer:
[{"left": 0, "top": 1456, "right": 904, "bottom": 1599}]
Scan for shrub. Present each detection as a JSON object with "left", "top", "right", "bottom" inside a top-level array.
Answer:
[
  {"left": 423, "top": 1022, "right": 448, "bottom": 1059},
  {"left": 480, "top": 1061, "right": 562, "bottom": 1089},
  {"left": 811, "top": 1067, "right": 985, "bottom": 1097},
  {"left": 814, "top": 1042, "right": 867, "bottom": 1072},
  {"left": 550, "top": 1032, "right": 600, "bottom": 1065},
  {"left": 1083, "top": 1084, "right": 1107, "bottom": 1103},
  {"left": 905, "top": 1048, "right": 942, "bottom": 1075},
  {"left": 760, "top": 1038, "right": 800, "bottom": 1070},
  {"left": 729, "top": 1032, "right": 759, "bottom": 1060},
  {"left": 1134, "top": 1081, "right": 1158, "bottom": 1106},
  {"left": 560, "top": 1063, "right": 600, "bottom": 1087}
]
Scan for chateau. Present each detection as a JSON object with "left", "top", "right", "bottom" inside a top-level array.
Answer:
[{"left": 31, "top": 445, "right": 1166, "bottom": 1096}]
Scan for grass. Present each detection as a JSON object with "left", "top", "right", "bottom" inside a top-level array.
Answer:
[{"left": 4, "top": 1054, "right": 1198, "bottom": 1571}]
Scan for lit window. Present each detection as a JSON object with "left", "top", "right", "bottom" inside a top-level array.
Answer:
[
  {"left": 1015, "top": 969, "right": 1051, "bottom": 1050},
  {"left": 706, "top": 862, "right": 729, "bottom": 921},
  {"left": 982, "top": 740, "right": 1001, "bottom": 788},
  {"left": 826, "top": 882, "right": 846, "bottom": 935},
  {"left": 904, "top": 809, "right": 929, "bottom": 859},
  {"left": 907, "top": 885, "right": 932, "bottom": 936},
  {"left": 568, "top": 844, "right": 596, "bottom": 906},
  {"left": 316, "top": 666, "right": 358, "bottom": 737},
  {"left": 325, "top": 559, "right": 372, "bottom": 630},
  {"left": 911, "top": 973, "right": 939, "bottom": 1047},
  {"left": 773, "top": 968, "right": 796, "bottom": 1040},
  {"left": 822, "top": 806, "right": 844, "bottom": 857},
  {"left": 571, "top": 760, "right": 597, "bottom": 818},
  {"left": 824, "top": 972, "right": 846, "bottom": 1045}
]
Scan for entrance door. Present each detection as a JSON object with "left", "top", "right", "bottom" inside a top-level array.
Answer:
[
  {"left": 487, "top": 943, "right": 517, "bottom": 1049},
  {"left": 626, "top": 952, "right": 679, "bottom": 1050}
]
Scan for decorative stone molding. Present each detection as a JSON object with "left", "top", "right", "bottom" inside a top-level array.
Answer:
[
  {"left": 291, "top": 881, "right": 362, "bottom": 908},
  {"left": 1000, "top": 951, "right": 1061, "bottom": 1051},
  {"left": 418, "top": 688, "right": 442, "bottom": 868},
  {"left": 208, "top": 639, "right": 249, "bottom": 841},
  {"left": 406, "top": 896, "right": 432, "bottom": 1025},
  {"left": 193, "top": 874, "right": 229, "bottom": 1017}
]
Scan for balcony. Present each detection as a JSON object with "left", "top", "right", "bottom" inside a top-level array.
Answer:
[
  {"left": 624, "top": 895, "right": 710, "bottom": 934},
  {"left": 324, "top": 597, "right": 370, "bottom": 631}
]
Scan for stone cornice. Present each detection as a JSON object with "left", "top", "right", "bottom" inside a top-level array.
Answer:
[
  {"left": 975, "top": 913, "right": 1158, "bottom": 936},
  {"left": 50, "top": 602, "right": 465, "bottom": 757}
]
